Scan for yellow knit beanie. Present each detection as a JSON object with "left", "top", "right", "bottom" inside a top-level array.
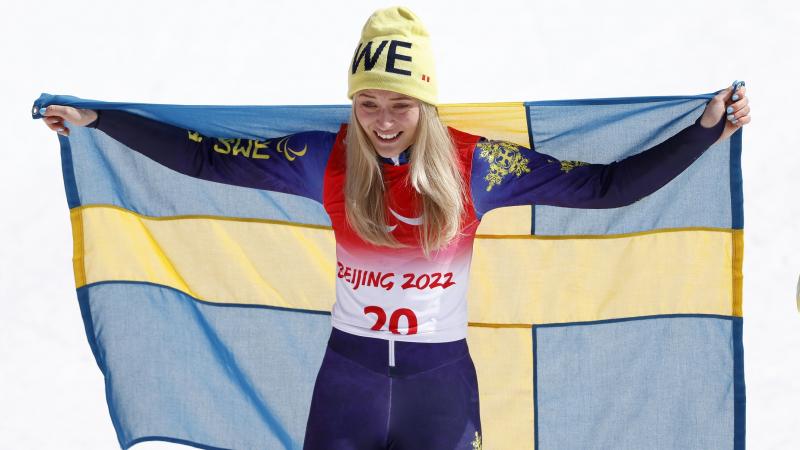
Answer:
[{"left": 347, "top": 6, "right": 437, "bottom": 105}]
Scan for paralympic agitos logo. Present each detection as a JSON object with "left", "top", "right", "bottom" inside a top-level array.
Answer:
[{"left": 350, "top": 39, "right": 414, "bottom": 76}]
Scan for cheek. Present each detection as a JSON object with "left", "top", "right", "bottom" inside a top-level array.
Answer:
[
  {"left": 354, "top": 110, "right": 367, "bottom": 128},
  {"left": 404, "top": 112, "right": 420, "bottom": 134},
  {"left": 355, "top": 107, "right": 377, "bottom": 126}
]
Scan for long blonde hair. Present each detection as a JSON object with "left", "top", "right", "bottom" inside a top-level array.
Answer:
[{"left": 344, "top": 101, "right": 466, "bottom": 258}]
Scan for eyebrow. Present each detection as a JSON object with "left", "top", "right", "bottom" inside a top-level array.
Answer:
[{"left": 359, "top": 94, "right": 411, "bottom": 101}]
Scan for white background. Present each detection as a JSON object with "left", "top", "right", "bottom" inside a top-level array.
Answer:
[{"left": 2, "top": 0, "right": 798, "bottom": 448}]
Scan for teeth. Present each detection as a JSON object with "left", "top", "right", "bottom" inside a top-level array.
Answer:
[{"left": 377, "top": 131, "right": 400, "bottom": 140}]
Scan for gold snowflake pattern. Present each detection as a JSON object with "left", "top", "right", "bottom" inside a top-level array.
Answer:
[
  {"left": 471, "top": 430, "right": 482, "bottom": 449},
  {"left": 476, "top": 140, "right": 531, "bottom": 192},
  {"left": 187, "top": 131, "right": 203, "bottom": 143},
  {"left": 559, "top": 160, "right": 590, "bottom": 173}
]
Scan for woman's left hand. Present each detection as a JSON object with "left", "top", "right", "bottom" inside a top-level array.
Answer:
[{"left": 699, "top": 84, "right": 751, "bottom": 144}]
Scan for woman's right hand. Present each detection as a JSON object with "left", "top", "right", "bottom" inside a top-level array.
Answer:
[{"left": 40, "top": 105, "right": 98, "bottom": 136}]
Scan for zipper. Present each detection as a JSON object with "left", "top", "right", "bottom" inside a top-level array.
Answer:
[{"left": 388, "top": 338, "right": 395, "bottom": 367}]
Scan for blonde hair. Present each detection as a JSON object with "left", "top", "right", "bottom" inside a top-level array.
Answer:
[{"left": 344, "top": 101, "right": 466, "bottom": 258}]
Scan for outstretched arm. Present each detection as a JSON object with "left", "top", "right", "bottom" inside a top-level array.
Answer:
[
  {"left": 470, "top": 113, "right": 726, "bottom": 217},
  {"left": 49, "top": 107, "right": 336, "bottom": 204},
  {"left": 470, "top": 84, "right": 750, "bottom": 217},
  {"left": 87, "top": 110, "right": 336, "bottom": 203},
  {"left": 469, "top": 84, "right": 752, "bottom": 217}
]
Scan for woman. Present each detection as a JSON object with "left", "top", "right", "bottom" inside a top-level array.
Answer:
[{"left": 40, "top": 6, "right": 750, "bottom": 450}]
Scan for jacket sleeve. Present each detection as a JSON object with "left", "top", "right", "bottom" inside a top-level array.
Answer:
[
  {"left": 470, "top": 114, "right": 726, "bottom": 217},
  {"left": 88, "top": 109, "right": 336, "bottom": 204}
]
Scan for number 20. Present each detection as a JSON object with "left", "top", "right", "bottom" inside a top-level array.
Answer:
[{"left": 364, "top": 306, "right": 418, "bottom": 335}]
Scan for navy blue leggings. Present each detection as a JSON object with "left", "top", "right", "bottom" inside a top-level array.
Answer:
[{"left": 303, "top": 328, "right": 482, "bottom": 449}]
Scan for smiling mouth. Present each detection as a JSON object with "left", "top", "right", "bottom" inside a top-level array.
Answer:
[{"left": 374, "top": 130, "right": 402, "bottom": 143}]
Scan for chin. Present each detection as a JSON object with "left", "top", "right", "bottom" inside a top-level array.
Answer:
[
  {"left": 375, "top": 150, "right": 400, "bottom": 159},
  {"left": 372, "top": 141, "right": 405, "bottom": 157}
]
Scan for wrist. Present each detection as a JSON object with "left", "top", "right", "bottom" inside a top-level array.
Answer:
[{"left": 86, "top": 110, "right": 101, "bottom": 129}]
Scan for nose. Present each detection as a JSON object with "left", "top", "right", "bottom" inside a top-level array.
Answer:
[{"left": 377, "top": 107, "right": 393, "bottom": 129}]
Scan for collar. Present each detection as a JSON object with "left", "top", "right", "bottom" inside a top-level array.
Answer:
[{"left": 377, "top": 147, "right": 411, "bottom": 166}]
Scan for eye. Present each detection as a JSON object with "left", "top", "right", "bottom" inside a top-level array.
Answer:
[
  {"left": 394, "top": 103, "right": 410, "bottom": 109},
  {"left": 361, "top": 102, "right": 377, "bottom": 108}
]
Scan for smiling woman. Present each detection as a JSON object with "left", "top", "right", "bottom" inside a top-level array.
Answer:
[
  {"left": 344, "top": 87, "right": 466, "bottom": 257},
  {"left": 37, "top": 5, "right": 750, "bottom": 450},
  {"left": 354, "top": 89, "right": 420, "bottom": 157}
]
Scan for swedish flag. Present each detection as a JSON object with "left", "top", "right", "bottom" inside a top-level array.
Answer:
[{"left": 32, "top": 90, "right": 744, "bottom": 449}]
